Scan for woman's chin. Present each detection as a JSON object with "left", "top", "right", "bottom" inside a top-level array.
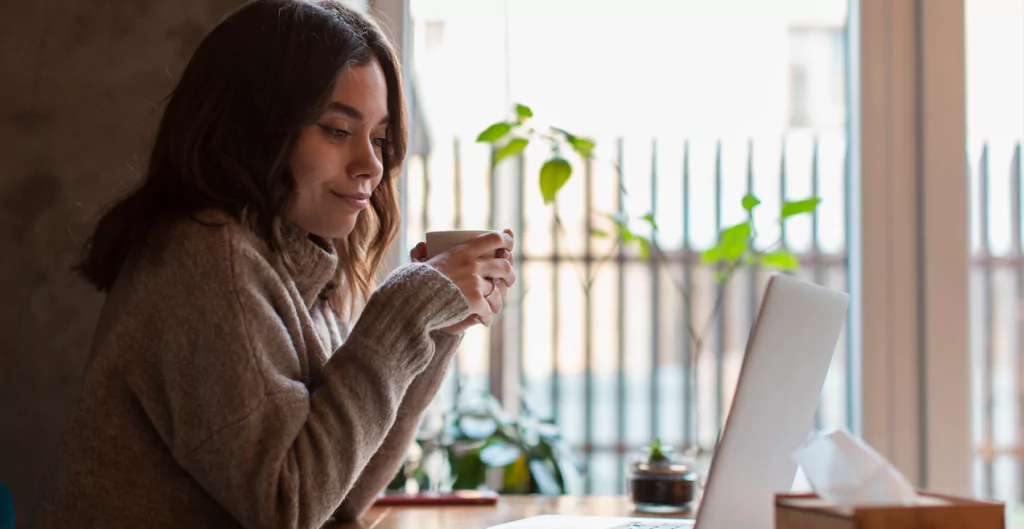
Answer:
[{"left": 311, "top": 218, "right": 357, "bottom": 240}]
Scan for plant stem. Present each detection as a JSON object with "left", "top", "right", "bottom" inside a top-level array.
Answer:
[
  {"left": 645, "top": 240, "right": 701, "bottom": 348},
  {"left": 552, "top": 212, "right": 621, "bottom": 294},
  {"left": 694, "top": 265, "right": 733, "bottom": 361},
  {"left": 685, "top": 235, "right": 784, "bottom": 370}
]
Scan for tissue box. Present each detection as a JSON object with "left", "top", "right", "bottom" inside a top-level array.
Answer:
[{"left": 775, "top": 493, "right": 1005, "bottom": 529}]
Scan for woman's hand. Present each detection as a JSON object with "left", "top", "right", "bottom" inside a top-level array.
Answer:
[{"left": 410, "top": 229, "right": 515, "bottom": 335}]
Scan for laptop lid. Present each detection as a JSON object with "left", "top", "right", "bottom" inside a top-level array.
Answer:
[{"left": 693, "top": 274, "right": 849, "bottom": 529}]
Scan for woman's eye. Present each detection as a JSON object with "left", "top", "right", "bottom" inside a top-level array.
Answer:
[
  {"left": 320, "top": 125, "right": 349, "bottom": 139},
  {"left": 372, "top": 137, "right": 388, "bottom": 148}
]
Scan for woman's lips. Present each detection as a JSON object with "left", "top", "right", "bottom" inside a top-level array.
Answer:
[{"left": 331, "top": 191, "right": 370, "bottom": 210}]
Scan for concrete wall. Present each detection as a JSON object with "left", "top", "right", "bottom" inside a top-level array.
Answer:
[{"left": 0, "top": 1, "right": 243, "bottom": 524}]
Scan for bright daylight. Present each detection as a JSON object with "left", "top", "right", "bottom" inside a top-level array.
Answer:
[{"left": 3, "top": 1, "right": 1024, "bottom": 529}]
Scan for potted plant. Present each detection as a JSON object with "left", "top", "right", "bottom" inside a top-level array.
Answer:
[
  {"left": 627, "top": 438, "right": 699, "bottom": 513},
  {"left": 388, "top": 390, "right": 581, "bottom": 495}
]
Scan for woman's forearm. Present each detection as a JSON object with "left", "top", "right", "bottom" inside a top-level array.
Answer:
[{"left": 332, "top": 331, "right": 462, "bottom": 521}]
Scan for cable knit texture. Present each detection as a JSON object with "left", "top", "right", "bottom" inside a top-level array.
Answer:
[{"left": 30, "top": 210, "right": 471, "bottom": 529}]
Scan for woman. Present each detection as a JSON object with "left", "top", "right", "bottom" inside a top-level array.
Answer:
[{"left": 30, "top": 1, "right": 515, "bottom": 528}]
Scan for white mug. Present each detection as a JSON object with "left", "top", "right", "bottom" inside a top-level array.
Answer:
[{"left": 425, "top": 230, "right": 497, "bottom": 259}]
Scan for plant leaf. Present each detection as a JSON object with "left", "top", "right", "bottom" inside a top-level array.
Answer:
[
  {"left": 720, "top": 239, "right": 747, "bottom": 261},
  {"left": 719, "top": 222, "right": 751, "bottom": 260},
  {"left": 480, "top": 441, "right": 523, "bottom": 467},
  {"left": 493, "top": 138, "right": 529, "bottom": 166},
  {"left": 515, "top": 104, "right": 533, "bottom": 121},
  {"left": 449, "top": 446, "right": 487, "bottom": 490},
  {"left": 702, "top": 246, "right": 724, "bottom": 264},
  {"left": 539, "top": 158, "right": 572, "bottom": 204},
  {"left": 535, "top": 421, "right": 561, "bottom": 439},
  {"left": 781, "top": 198, "right": 821, "bottom": 219},
  {"left": 603, "top": 212, "right": 638, "bottom": 243},
  {"left": 616, "top": 225, "right": 634, "bottom": 243},
  {"left": 742, "top": 193, "right": 761, "bottom": 212},
  {"left": 637, "top": 238, "right": 652, "bottom": 261},
  {"left": 528, "top": 459, "right": 563, "bottom": 495},
  {"left": 503, "top": 454, "right": 532, "bottom": 493},
  {"left": 550, "top": 126, "right": 573, "bottom": 139},
  {"left": 458, "top": 415, "right": 498, "bottom": 439},
  {"left": 549, "top": 127, "right": 595, "bottom": 158},
  {"left": 720, "top": 222, "right": 751, "bottom": 244},
  {"left": 485, "top": 394, "right": 514, "bottom": 426},
  {"left": 649, "top": 438, "right": 668, "bottom": 461},
  {"left": 551, "top": 443, "right": 581, "bottom": 494},
  {"left": 477, "top": 122, "right": 512, "bottom": 143},
  {"left": 387, "top": 467, "right": 408, "bottom": 491},
  {"left": 760, "top": 250, "right": 801, "bottom": 271},
  {"left": 641, "top": 213, "right": 659, "bottom": 231},
  {"left": 519, "top": 419, "right": 540, "bottom": 447},
  {"left": 608, "top": 211, "right": 629, "bottom": 224},
  {"left": 702, "top": 222, "right": 752, "bottom": 266},
  {"left": 568, "top": 137, "right": 596, "bottom": 159},
  {"left": 590, "top": 228, "right": 609, "bottom": 238}
]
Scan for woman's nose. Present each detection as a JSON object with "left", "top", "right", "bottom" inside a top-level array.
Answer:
[{"left": 350, "top": 138, "right": 383, "bottom": 180}]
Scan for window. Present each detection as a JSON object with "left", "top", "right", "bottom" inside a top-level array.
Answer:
[
  {"left": 401, "top": 0, "right": 854, "bottom": 495},
  {"left": 966, "top": 0, "right": 1024, "bottom": 511},
  {"left": 788, "top": 27, "right": 847, "bottom": 130}
]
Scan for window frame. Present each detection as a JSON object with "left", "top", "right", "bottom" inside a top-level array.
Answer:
[
  {"left": 852, "top": 0, "right": 971, "bottom": 494},
  {"left": 382, "top": 0, "right": 975, "bottom": 496}
]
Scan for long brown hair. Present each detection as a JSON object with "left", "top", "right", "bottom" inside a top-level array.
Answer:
[{"left": 77, "top": 0, "right": 406, "bottom": 318}]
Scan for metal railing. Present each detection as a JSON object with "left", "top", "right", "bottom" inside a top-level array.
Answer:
[
  {"left": 404, "top": 133, "right": 853, "bottom": 494},
  {"left": 969, "top": 140, "right": 1024, "bottom": 503}
]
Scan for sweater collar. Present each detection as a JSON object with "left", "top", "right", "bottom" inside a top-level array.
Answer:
[{"left": 280, "top": 222, "right": 339, "bottom": 309}]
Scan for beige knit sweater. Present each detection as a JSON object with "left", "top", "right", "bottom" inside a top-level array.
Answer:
[{"left": 30, "top": 210, "right": 471, "bottom": 529}]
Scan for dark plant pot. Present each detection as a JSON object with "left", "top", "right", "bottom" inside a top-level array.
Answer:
[{"left": 628, "top": 458, "right": 698, "bottom": 514}]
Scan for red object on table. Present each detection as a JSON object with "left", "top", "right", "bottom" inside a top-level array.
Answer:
[{"left": 373, "top": 490, "right": 500, "bottom": 507}]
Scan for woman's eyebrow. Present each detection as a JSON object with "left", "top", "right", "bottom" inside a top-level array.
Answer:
[{"left": 326, "top": 102, "right": 389, "bottom": 125}]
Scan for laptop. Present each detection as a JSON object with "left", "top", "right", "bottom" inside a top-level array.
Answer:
[{"left": 489, "top": 274, "right": 850, "bottom": 529}]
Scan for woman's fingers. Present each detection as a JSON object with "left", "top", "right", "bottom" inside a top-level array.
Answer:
[
  {"left": 475, "top": 307, "right": 493, "bottom": 327},
  {"left": 494, "top": 248, "right": 513, "bottom": 266},
  {"left": 466, "top": 231, "right": 513, "bottom": 256},
  {"left": 486, "top": 288, "right": 503, "bottom": 314},
  {"left": 485, "top": 278, "right": 508, "bottom": 314},
  {"left": 476, "top": 276, "right": 499, "bottom": 301},
  {"left": 429, "top": 229, "right": 514, "bottom": 332},
  {"left": 476, "top": 257, "right": 516, "bottom": 287},
  {"left": 410, "top": 242, "right": 428, "bottom": 262},
  {"left": 457, "top": 275, "right": 491, "bottom": 318},
  {"left": 472, "top": 276, "right": 504, "bottom": 316}
]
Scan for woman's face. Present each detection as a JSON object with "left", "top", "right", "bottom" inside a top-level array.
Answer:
[{"left": 286, "top": 60, "right": 389, "bottom": 239}]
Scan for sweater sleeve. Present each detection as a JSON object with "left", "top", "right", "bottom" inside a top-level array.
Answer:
[
  {"left": 129, "top": 231, "right": 471, "bottom": 529},
  {"left": 332, "top": 330, "right": 464, "bottom": 521}
]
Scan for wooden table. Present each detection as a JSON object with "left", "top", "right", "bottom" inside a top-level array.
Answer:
[{"left": 327, "top": 495, "right": 693, "bottom": 529}]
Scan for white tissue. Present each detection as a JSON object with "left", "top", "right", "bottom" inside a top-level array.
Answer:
[{"left": 793, "top": 429, "right": 919, "bottom": 507}]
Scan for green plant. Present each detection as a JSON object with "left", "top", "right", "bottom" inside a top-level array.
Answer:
[
  {"left": 479, "top": 103, "right": 823, "bottom": 448},
  {"left": 647, "top": 438, "right": 669, "bottom": 463},
  {"left": 388, "top": 391, "right": 580, "bottom": 495},
  {"left": 477, "top": 104, "right": 595, "bottom": 205},
  {"left": 680, "top": 192, "right": 820, "bottom": 360}
]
